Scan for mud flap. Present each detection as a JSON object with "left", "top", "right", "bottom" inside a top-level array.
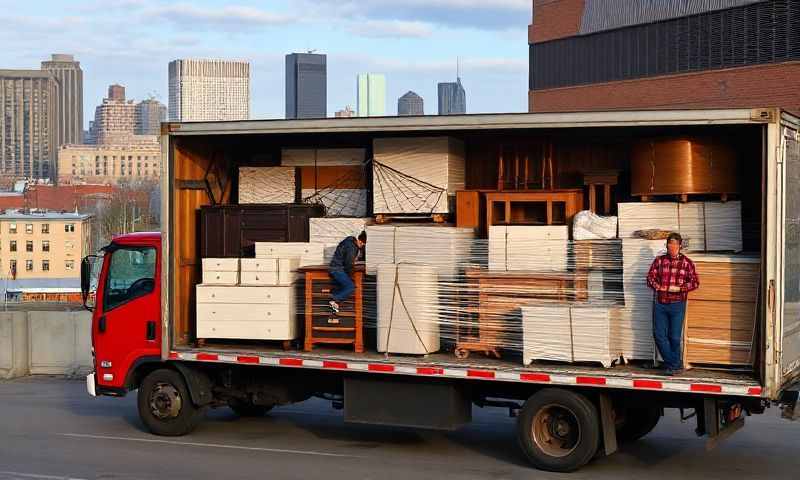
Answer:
[
  {"left": 599, "top": 393, "right": 618, "bottom": 455},
  {"left": 702, "top": 398, "right": 745, "bottom": 451}
]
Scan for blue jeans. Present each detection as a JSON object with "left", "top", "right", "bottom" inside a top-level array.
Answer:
[
  {"left": 653, "top": 301, "right": 686, "bottom": 370},
  {"left": 330, "top": 271, "right": 355, "bottom": 303}
]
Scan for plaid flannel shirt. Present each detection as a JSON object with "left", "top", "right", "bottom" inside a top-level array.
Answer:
[{"left": 646, "top": 254, "right": 700, "bottom": 304}]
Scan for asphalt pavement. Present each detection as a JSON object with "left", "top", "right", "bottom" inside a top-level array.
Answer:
[{"left": 0, "top": 376, "right": 797, "bottom": 480}]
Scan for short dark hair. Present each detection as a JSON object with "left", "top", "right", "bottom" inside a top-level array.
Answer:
[
  {"left": 358, "top": 230, "right": 367, "bottom": 243},
  {"left": 666, "top": 232, "right": 682, "bottom": 245}
]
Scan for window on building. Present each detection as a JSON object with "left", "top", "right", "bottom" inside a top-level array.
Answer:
[
  {"left": 65, "top": 240, "right": 74, "bottom": 250},
  {"left": 65, "top": 260, "right": 75, "bottom": 271},
  {"left": 10, "top": 240, "right": 16, "bottom": 252},
  {"left": 26, "top": 259, "right": 33, "bottom": 271},
  {"left": 9, "top": 223, "right": 17, "bottom": 234},
  {"left": 25, "top": 223, "right": 32, "bottom": 234},
  {"left": 26, "top": 240, "right": 33, "bottom": 252},
  {"left": 42, "top": 240, "right": 49, "bottom": 252},
  {"left": 42, "top": 224, "right": 49, "bottom": 234},
  {"left": 42, "top": 260, "right": 49, "bottom": 272},
  {"left": 65, "top": 224, "right": 75, "bottom": 233},
  {"left": 9, "top": 260, "right": 16, "bottom": 276}
]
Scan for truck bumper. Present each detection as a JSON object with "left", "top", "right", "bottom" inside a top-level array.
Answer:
[{"left": 86, "top": 372, "right": 97, "bottom": 397}]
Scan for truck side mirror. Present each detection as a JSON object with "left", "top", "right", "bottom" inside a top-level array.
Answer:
[{"left": 81, "top": 255, "right": 99, "bottom": 312}]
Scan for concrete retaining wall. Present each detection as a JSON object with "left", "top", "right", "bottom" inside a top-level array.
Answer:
[{"left": 0, "top": 310, "right": 93, "bottom": 379}]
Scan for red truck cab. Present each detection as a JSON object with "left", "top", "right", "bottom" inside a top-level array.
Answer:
[{"left": 85, "top": 232, "right": 162, "bottom": 396}]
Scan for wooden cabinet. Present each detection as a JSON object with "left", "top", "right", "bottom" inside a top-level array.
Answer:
[
  {"left": 484, "top": 190, "right": 583, "bottom": 227},
  {"left": 302, "top": 266, "right": 364, "bottom": 353},
  {"left": 200, "top": 204, "right": 324, "bottom": 258},
  {"left": 456, "top": 191, "right": 481, "bottom": 229}
]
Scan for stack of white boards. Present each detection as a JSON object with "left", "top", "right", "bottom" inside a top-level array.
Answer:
[
  {"left": 376, "top": 263, "right": 440, "bottom": 354},
  {"left": 238, "top": 167, "right": 296, "bottom": 204},
  {"left": 616, "top": 238, "right": 664, "bottom": 360},
  {"left": 201, "top": 258, "right": 240, "bottom": 285},
  {"left": 365, "top": 225, "right": 475, "bottom": 277},
  {"left": 372, "top": 137, "right": 465, "bottom": 215},
  {"left": 617, "top": 201, "right": 742, "bottom": 252},
  {"left": 255, "top": 242, "right": 325, "bottom": 267},
  {"left": 196, "top": 284, "right": 298, "bottom": 341},
  {"left": 488, "top": 226, "right": 569, "bottom": 272},
  {"left": 521, "top": 303, "right": 615, "bottom": 367},
  {"left": 309, "top": 218, "right": 369, "bottom": 263}
]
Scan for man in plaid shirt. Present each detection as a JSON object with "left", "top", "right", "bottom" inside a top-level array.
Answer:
[{"left": 646, "top": 232, "right": 700, "bottom": 375}]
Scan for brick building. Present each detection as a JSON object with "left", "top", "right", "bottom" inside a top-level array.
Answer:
[{"left": 528, "top": 0, "right": 800, "bottom": 113}]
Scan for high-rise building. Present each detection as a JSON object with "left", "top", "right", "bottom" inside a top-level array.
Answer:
[
  {"left": 168, "top": 59, "right": 250, "bottom": 122},
  {"left": 0, "top": 70, "right": 59, "bottom": 180},
  {"left": 41, "top": 54, "right": 83, "bottom": 146},
  {"left": 285, "top": 53, "right": 327, "bottom": 119},
  {"left": 528, "top": 0, "right": 800, "bottom": 113},
  {"left": 136, "top": 99, "right": 167, "bottom": 136},
  {"left": 398, "top": 91, "right": 424, "bottom": 116},
  {"left": 89, "top": 85, "right": 138, "bottom": 145},
  {"left": 335, "top": 106, "right": 356, "bottom": 118},
  {"left": 357, "top": 73, "right": 386, "bottom": 117},
  {"left": 437, "top": 78, "right": 466, "bottom": 115}
]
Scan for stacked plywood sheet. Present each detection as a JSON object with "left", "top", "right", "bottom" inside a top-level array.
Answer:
[
  {"left": 238, "top": 167, "right": 296, "bottom": 204},
  {"left": 240, "top": 258, "right": 300, "bottom": 286},
  {"left": 685, "top": 254, "right": 759, "bottom": 366},
  {"left": 196, "top": 285, "right": 298, "bottom": 340},
  {"left": 281, "top": 148, "right": 365, "bottom": 166},
  {"left": 372, "top": 137, "right": 465, "bottom": 214},
  {"left": 376, "top": 263, "right": 440, "bottom": 354},
  {"left": 310, "top": 218, "right": 369, "bottom": 263},
  {"left": 618, "top": 202, "right": 679, "bottom": 238},
  {"left": 617, "top": 238, "right": 664, "bottom": 360},
  {"left": 488, "top": 226, "right": 569, "bottom": 272},
  {"left": 254, "top": 242, "right": 325, "bottom": 267},
  {"left": 201, "top": 258, "right": 239, "bottom": 285},
  {"left": 365, "top": 225, "right": 475, "bottom": 277},
  {"left": 522, "top": 303, "right": 615, "bottom": 367}
]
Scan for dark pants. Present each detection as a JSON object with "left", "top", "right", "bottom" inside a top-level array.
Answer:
[
  {"left": 653, "top": 301, "right": 686, "bottom": 370},
  {"left": 330, "top": 270, "right": 355, "bottom": 303}
]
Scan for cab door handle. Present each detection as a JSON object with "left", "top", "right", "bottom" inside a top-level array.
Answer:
[
  {"left": 146, "top": 321, "right": 156, "bottom": 340},
  {"left": 99, "top": 316, "right": 107, "bottom": 333}
]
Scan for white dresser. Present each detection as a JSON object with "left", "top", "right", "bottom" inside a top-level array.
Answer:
[{"left": 196, "top": 285, "right": 298, "bottom": 340}]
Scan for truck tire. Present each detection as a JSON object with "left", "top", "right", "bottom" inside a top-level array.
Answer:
[
  {"left": 517, "top": 388, "right": 600, "bottom": 473},
  {"left": 229, "top": 400, "right": 274, "bottom": 417},
  {"left": 137, "top": 369, "right": 203, "bottom": 436},
  {"left": 616, "top": 407, "right": 662, "bottom": 443}
]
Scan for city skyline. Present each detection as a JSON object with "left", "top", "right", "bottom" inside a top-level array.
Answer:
[{"left": 0, "top": 1, "right": 528, "bottom": 123}]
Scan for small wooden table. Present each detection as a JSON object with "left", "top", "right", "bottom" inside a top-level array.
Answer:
[
  {"left": 300, "top": 264, "right": 364, "bottom": 353},
  {"left": 455, "top": 268, "right": 588, "bottom": 359}
]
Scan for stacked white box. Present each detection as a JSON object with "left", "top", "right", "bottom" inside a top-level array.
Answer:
[
  {"left": 195, "top": 285, "right": 298, "bottom": 340},
  {"left": 365, "top": 225, "right": 475, "bottom": 276},
  {"left": 570, "top": 304, "right": 614, "bottom": 367},
  {"left": 301, "top": 189, "right": 368, "bottom": 217},
  {"left": 705, "top": 201, "right": 743, "bottom": 252},
  {"left": 488, "top": 226, "right": 569, "bottom": 272},
  {"left": 522, "top": 304, "right": 573, "bottom": 365},
  {"left": 238, "top": 167, "right": 296, "bottom": 204},
  {"left": 254, "top": 242, "right": 325, "bottom": 267},
  {"left": 677, "top": 202, "right": 705, "bottom": 252},
  {"left": 240, "top": 258, "right": 300, "bottom": 286},
  {"left": 372, "top": 137, "right": 465, "bottom": 214},
  {"left": 376, "top": 264, "right": 441, "bottom": 354},
  {"left": 201, "top": 258, "right": 239, "bottom": 285},
  {"left": 309, "top": 218, "right": 369, "bottom": 263},
  {"left": 617, "top": 202, "right": 679, "bottom": 238}
]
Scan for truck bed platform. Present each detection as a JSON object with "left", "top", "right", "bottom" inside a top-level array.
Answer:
[{"left": 170, "top": 343, "right": 763, "bottom": 398}]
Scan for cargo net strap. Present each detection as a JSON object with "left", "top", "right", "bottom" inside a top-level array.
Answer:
[
  {"left": 302, "top": 162, "right": 369, "bottom": 217},
  {"left": 372, "top": 159, "right": 445, "bottom": 215}
]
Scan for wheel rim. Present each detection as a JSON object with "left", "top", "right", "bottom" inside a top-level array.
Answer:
[
  {"left": 531, "top": 403, "right": 581, "bottom": 458},
  {"left": 149, "top": 382, "right": 183, "bottom": 420}
]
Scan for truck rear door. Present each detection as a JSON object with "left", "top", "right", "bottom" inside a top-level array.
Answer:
[{"left": 777, "top": 111, "right": 800, "bottom": 394}]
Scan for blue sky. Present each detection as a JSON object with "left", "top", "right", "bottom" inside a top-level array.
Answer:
[{"left": 0, "top": 0, "right": 530, "bottom": 126}]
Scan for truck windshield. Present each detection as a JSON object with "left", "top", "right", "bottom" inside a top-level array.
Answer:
[{"left": 104, "top": 246, "right": 157, "bottom": 311}]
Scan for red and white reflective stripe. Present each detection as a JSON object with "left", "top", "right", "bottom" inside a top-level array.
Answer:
[{"left": 169, "top": 351, "right": 763, "bottom": 398}]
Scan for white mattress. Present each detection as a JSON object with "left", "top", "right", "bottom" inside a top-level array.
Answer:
[
  {"left": 238, "top": 167, "right": 296, "bottom": 204},
  {"left": 376, "top": 263, "right": 440, "bottom": 354}
]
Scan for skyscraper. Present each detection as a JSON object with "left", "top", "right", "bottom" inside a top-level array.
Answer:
[
  {"left": 398, "top": 91, "right": 424, "bottom": 116},
  {"left": 136, "top": 99, "right": 167, "bottom": 136},
  {"left": 285, "top": 53, "right": 327, "bottom": 119},
  {"left": 357, "top": 73, "right": 386, "bottom": 117},
  {"left": 168, "top": 59, "right": 250, "bottom": 122},
  {"left": 41, "top": 54, "right": 83, "bottom": 146},
  {"left": 89, "top": 85, "right": 138, "bottom": 145},
  {"left": 438, "top": 78, "right": 466, "bottom": 115},
  {"left": 0, "top": 70, "right": 59, "bottom": 180}
]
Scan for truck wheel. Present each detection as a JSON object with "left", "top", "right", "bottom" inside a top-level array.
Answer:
[
  {"left": 517, "top": 388, "right": 600, "bottom": 473},
  {"left": 229, "top": 400, "right": 274, "bottom": 417},
  {"left": 137, "top": 369, "right": 202, "bottom": 436},
  {"left": 616, "top": 407, "right": 662, "bottom": 443}
]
